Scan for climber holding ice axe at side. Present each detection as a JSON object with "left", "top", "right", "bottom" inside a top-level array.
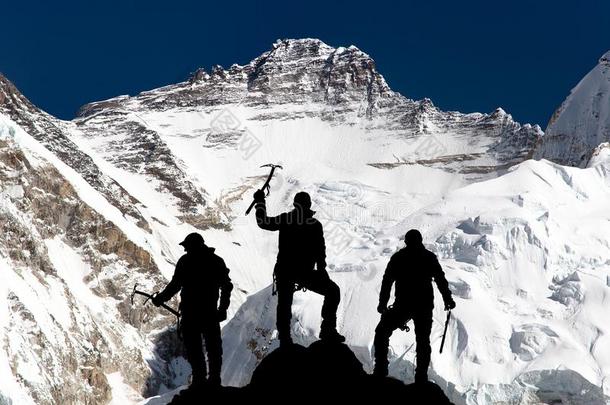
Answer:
[
  {"left": 151, "top": 232, "right": 233, "bottom": 388},
  {"left": 373, "top": 229, "right": 455, "bottom": 383}
]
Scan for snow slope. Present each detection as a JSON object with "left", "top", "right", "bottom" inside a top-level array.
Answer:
[
  {"left": 219, "top": 158, "right": 610, "bottom": 404},
  {"left": 535, "top": 50, "right": 610, "bottom": 167},
  {"left": 1, "top": 38, "right": 608, "bottom": 405},
  {"left": 0, "top": 116, "right": 163, "bottom": 404},
  {"left": 0, "top": 111, "right": 257, "bottom": 404}
]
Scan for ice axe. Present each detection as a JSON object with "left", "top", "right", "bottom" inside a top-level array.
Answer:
[
  {"left": 245, "top": 163, "right": 283, "bottom": 215},
  {"left": 130, "top": 284, "right": 180, "bottom": 317},
  {"left": 439, "top": 310, "right": 451, "bottom": 353}
]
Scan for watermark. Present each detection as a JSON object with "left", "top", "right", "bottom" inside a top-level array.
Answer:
[
  {"left": 208, "top": 108, "right": 262, "bottom": 160},
  {"left": 395, "top": 133, "right": 448, "bottom": 164},
  {"left": 238, "top": 128, "right": 263, "bottom": 160},
  {"left": 314, "top": 181, "right": 367, "bottom": 257},
  {"left": 319, "top": 215, "right": 354, "bottom": 257},
  {"left": 209, "top": 108, "right": 241, "bottom": 132},
  {"left": 344, "top": 183, "right": 365, "bottom": 202},
  {"left": 311, "top": 181, "right": 414, "bottom": 283},
  {"left": 413, "top": 133, "right": 447, "bottom": 157},
  {"left": 355, "top": 263, "right": 378, "bottom": 282},
  {"left": 250, "top": 180, "right": 413, "bottom": 284}
]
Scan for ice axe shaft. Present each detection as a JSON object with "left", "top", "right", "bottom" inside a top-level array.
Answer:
[
  {"left": 245, "top": 164, "right": 283, "bottom": 215},
  {"left": 440, "top": 310, "right": 451, "bottom": 353},
  {"left": 131, "top": 285, "right": 180, "bottom": 317}
]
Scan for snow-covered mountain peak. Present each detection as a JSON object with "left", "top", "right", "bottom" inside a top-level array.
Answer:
[
  {"left": 262, "top": 37, "right": 376, "bottom": 66},
  {"left": 268, "top": 37, "right": 336, "bottom": 57},
  {"left": 77, "top": 38, "right": 397, "bottom": 120},
  {"left": 67, "top": 38, "right": 542, "bottom": 208},
  {"left": 0, "top": 38, "right": 570, "bottom": 404},
  {"left": 186, "top": 37, "right": 394, "bottom": 109},
  {"left": 534, "top": 50, "right": 610, "bottom": 167},
  {"left": 490, "top": 107, "right": 508, "bottom": 118}
]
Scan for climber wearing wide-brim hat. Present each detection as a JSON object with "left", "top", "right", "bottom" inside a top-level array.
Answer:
[{"left": 153, "top": 232, "right": 233, "bottom": 387}]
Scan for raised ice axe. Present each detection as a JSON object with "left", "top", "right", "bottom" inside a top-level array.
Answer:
[{"left": 245, "top": 163, "right": 283, "bottom": 215}]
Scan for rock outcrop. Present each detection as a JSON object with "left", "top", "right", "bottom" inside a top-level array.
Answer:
[{"left": 148, "top": 341, "right": 453, "bottom": 404}]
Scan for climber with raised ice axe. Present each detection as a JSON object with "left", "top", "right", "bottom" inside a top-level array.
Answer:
[
  {"left": 373, "top": 229, "right": 455, "bottom": 383},
  {"left": 252, "top": 189, "right": 345, "bottom": 346},
  {"left": 151, "top": 232, "right": 233, "bottom": 387}
]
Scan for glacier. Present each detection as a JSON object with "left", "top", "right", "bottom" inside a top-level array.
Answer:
[{"left": 0, "top": 38, "right": 608, "bottom": 404}]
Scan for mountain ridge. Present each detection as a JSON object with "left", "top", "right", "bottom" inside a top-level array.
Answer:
[
  {"left": 1, "top": 39, "right": 608, "bottom": 405},
  {"left": 534, "top": 49, "right": 610, "bottom": 166}
]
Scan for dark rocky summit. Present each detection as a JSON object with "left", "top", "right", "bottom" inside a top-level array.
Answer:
[{"left": 165, "top": 341, "right": 453, "bottom": 404}]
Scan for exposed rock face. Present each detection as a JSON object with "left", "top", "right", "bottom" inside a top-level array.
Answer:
[
  {"left": 241, "top": 39, "right": 393, "bottom": 112},
  {"left": 75, "top": 39, "right": 541, "bottom": 178},
  {"left": 78, "top": 39, "right": 393, "bottom": 115},
  {"left": 73, "top": 115, "right": 207, "bottom": 215},
  {"left": 534, "top": 50, "right": 610, "bottom": 167},
  {"left": 0, "top": 74, "right": 148, "bottom": 229},
  {"left": 0, "top": 38, "right": 573, "bottom": 405},
  {"left": 0, "top": 124, "right": 174, "bottom": 404}
]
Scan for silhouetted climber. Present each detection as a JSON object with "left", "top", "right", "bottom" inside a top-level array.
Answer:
[
  {"left": 373, "top": 229, "right": 455, "bottom": 383},
  {"left": 253, "top": 190, "right": 345, "bottom": 345},
  {"left": 152, "top": 232, "right": 233, "bottom": 387}
]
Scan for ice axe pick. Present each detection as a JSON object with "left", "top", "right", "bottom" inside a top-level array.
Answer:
[{"left": 245, "top": 164, "right": 283, "bottom": 215}]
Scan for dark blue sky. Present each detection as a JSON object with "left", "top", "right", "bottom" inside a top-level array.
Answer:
[{"left": 2, "top": 0, "right": 609, "bottom": 127}]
